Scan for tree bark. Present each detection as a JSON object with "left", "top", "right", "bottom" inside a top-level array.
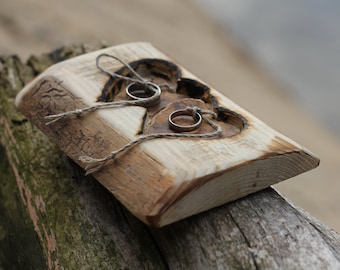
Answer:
[{"left": 1, "top": 44, "right": 339, "bottom": 269}]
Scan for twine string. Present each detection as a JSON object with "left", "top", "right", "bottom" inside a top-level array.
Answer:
[
  {"left": 79, "top": 106, "right": 222, "bottom": 175},
  {"left": 43, "top": 53, "right": 223, "bottom": 175},
  {"left": 96, "top": 53, "right": 145, "bottom": 83},
  {"left": 44, "top": 53, "right": 158, "bottom": 125}
]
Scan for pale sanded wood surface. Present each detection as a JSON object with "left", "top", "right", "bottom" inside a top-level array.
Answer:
[
  {"left": 16, "top": 42, "right": 319, "bottom": 227},
  {"left": 0, "top": 44, "right": 338, "bottom": 269}
]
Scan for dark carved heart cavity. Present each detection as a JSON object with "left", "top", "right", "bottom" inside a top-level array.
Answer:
[{"left": 96, "top": 58, "right": 247, "bottom": 139}]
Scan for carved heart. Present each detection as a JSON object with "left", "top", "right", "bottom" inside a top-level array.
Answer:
[{"left": 97, "top": 59, "right": 247, "bottom": 138}]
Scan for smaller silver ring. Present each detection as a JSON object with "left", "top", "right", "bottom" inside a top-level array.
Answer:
[
  {"left": 126, "top": 82, "right": 161, "bottom": 107},
  {"left": 168, "top": 108, "right": 202, "bottom": 132}
]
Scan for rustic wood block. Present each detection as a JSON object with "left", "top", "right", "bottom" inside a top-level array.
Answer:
[{"left": 15, "top": 42, "right": 319, "bottom": 227}]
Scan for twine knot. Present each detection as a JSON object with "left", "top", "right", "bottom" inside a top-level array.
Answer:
[{"left": 44, "top": 54, "right": 222, "bottom": 175}]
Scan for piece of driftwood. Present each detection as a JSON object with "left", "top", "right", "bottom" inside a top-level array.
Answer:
[
  {"left": 15, "top": 42, "right": 319, "bottom": 227},
  {"left": 1, "top": 44, "right": 339, "bottom": 269}
]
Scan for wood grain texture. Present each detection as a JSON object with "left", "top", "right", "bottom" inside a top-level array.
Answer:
[
  {"left": 150, "top": 188, "right": 340, "bottom": 269},
  {"left": 0, "top": 44, "right": 338, "bottom": 269},
  {"left": 15, "top": 42, "right": 319, "bottom": 226}
]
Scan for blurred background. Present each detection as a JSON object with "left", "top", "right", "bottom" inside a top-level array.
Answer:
[
  {"left": 1, "top": 0, "right": 339, "bottom": 232},
  {"left": 196, "top": 0, "right": 340, "bottom": 136}
]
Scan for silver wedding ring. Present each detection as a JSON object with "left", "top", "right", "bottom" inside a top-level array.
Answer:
[
  {"left": 126, "top": 82, "right": 161, "bottom": 107},
  {"left": 168, "top": 108, "right": 202, "bottom": 132}
]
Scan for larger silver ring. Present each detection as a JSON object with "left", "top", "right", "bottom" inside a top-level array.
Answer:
[
  {"left": 126, "top": 82, "right": 161, "bottom": 107},
  {"left": 168, "top": 108, "right": 202, "bottom": 132}
]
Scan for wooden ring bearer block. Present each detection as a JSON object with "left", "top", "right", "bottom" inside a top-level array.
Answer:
[{"left": 15, "top": 42, "right": 319, "bottom": 227}]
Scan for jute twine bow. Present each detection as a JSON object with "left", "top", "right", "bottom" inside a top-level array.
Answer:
[
  {"left": 44, "top": 54, "right": 222, "bottom": 174},
  {"left": 45, "top": 53, "right": 163, "bottom": 125}
]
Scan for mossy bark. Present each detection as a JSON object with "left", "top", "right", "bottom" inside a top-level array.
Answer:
[
  {"left": 1, "top": 44, "right": 339, "bottom": 269},
  {"left": 0, "top": 45, "right": 166, "bottom": 269}
]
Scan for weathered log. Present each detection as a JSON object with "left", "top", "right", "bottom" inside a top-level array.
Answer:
[
  {"left": 1, "top": 44, "right": 339, "bottom": 269},
  {"left": 15, "top": 42, "right": 318, "bottom": 227}
]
